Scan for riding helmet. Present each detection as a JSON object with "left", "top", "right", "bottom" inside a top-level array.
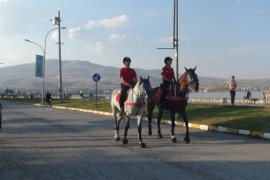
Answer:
[
  {"left": 164, "top": 56, "right": 173, "bottom": 64},
  {"left": 123, "top": 57, "right": 131, "bottom": 63}
]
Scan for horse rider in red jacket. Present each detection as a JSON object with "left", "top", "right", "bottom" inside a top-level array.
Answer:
[
  {"left": 119, "top": 57, "right": 137, "bottom": 115},
  {"left": 160, "top": 56, "right": 176, "bottom": 109}
]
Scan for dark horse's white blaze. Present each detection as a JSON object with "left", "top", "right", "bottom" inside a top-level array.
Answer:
[
  {"left": 111, "top": 77, "right": 151, "bottom": 148},
  {"left": 147, "top": 67, "right": 199, "bottom": 143}
]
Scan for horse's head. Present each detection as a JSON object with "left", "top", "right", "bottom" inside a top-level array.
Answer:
[
  {"left": 138, "top": 76, "right": 152, "bottom": 98},
  {"left": 184, "top": 66, "right": 199, "bottom": 92},
  {"left": 177, "top": 66, "right": 199, "bottom": 94}
]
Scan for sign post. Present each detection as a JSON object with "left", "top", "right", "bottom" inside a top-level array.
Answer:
[{"left": 92, "top": 73, "right": 101, "bottom": 107}]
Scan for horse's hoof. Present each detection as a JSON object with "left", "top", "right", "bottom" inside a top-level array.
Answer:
[
  {"left": 122, "top": 139, "right": 128, "bottom": 144},
  {"left": 158, "top": 133, "right": 163, "bottom": 139},
  {"left": 140, "top": 143, "right": 146, "bottom": 148},
  {"left": 115, "top": 137, "right": 121, "bottom": 141},
  {"left": 184, "top": 136, "right": 190, "bottom": 144},
  {"left": 148, "top": 130, "right": 152, "bottom": 136},
  {"left": 171, "top": 137, "right": 177, "bottom": 143}
]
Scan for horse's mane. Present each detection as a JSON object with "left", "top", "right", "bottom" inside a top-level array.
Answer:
[{"left": 178, "top": 71, "right": 189, "bottom": 94}]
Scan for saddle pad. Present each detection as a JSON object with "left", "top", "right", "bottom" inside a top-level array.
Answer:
[
  {"left": 115, "top": 91, "right": 121, "bottom": 102},
  {"left": 115, "top": 91, "right": 128, "bottom": 102},
  {"left": 155, "top": 89, "right": 162, "bottom": 99},
  {"left": 167, "top": 96, "right": 187, "bottom": 102},
  {"left": 155, "top": 89, "right": 175, "bottom": 99}
]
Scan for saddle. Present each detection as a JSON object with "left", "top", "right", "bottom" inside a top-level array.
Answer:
[
  {"left": 155, "top": 89, "right": 174, "bottom": 100},
  {"left": 156, "top": 88, "right": 187, "bottom": 111}
]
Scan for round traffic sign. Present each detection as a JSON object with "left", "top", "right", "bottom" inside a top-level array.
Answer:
[{"left": 92, "top": 73, "right": 101, "bottom": 82}]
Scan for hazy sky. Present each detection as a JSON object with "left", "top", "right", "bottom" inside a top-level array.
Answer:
[{"left": 0, "top": 0, "right": 270, "bottom": 79}]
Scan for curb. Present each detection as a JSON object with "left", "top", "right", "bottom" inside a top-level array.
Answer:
[{"left": 46, "top": 105, "right": 270, "bottom": 140}]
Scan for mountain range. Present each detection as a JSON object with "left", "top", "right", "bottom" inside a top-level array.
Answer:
[{"left": 0, "top": 59, "right": 269, "bottom": 92}]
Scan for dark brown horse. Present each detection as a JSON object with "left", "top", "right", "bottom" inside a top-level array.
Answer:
[{"left": 147, "top": 67, "right": 199, "bottom": 143}]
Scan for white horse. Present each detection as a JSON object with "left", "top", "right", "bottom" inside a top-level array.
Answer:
[{"left": 111, "top": 77, "right": 151, "bottom": 148}]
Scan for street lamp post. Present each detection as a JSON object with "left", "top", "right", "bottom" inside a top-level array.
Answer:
[
  {"left": 25, "top": 39, "right": 45, "bottom": 103},
  {"left": 173, "top": 0, "right": 179, "bottom": 80},
  {"left": 51, "top": 11, "right": 64, "bottom": 103},
  {"left": 25, "top": 27, "right": 66, "bottom": 104}
]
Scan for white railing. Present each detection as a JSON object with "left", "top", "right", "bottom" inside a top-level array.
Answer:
[{"left": 189, "top": 98, "right": 265, "bottom": 105}]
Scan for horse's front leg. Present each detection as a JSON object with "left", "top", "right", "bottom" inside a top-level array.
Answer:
[
  {"left": 170, "top": 112, "right": 177, "bottom": 143},
  {"left": 157, "top": 109, "right": 164, "bottom": 138},
  {"left": 0, "top": 113, "right": 2, "bottom": 132},
  {"left": 147, "top": 100, "right": 155, "bottom": 136},
  {"left": 122, "top": 115, "right": 130, "bottom": 144},
  {"left": 113, "top": 107, "right": 121, "bottom": 141},
  {"left": 180, "top": 111, "right": 190, "bottom": 144},
  {"left": 137, "top": 115, "right": 146, "bottom": 148}
]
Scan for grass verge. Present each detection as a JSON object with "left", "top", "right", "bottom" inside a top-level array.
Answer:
[{"left": 3, "top": 98, "right": 270, "bottom": 133}]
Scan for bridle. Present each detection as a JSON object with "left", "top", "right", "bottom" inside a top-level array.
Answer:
[
  {"left": 187, "top": 70, "right": 198, "bottom": 88},
  {"left": 177, "top": 68, "right": 199, "bottom": 97},
  {"left": 130, "top": 79, "right": 150, "bottom": 97},
  {"left": 128, "top": 78, "right": 151, "bottom": 115}
]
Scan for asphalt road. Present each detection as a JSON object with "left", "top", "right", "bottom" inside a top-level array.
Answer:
[{"left": 0, "top": 101, "right": 269, "bottom": 180}]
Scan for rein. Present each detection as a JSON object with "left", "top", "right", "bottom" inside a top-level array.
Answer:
[
  {"left": 130, "top": 88, "right": 139, "bottom": 96},
  {"left": 177, "top": 71, "right": 194, "bottom": 99},
  {"left": 178, "top": 73, "right": 189, "bottom": 95},
  {"left": 129, "top": 81, "right": 147, "bottom": 98},
  {"left": 126, "top": 81, "right": 147, "bottom": 106},
  {"left": 126, "top": 80, "right": 148, "bottom": 116}
]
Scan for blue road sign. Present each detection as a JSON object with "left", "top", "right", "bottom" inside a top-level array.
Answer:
[
  {"left": 92, "top": 73, "right": 101, "bottom": 82},
  {"left": 35, "top": 55, "right": 44, "bottom": 78}
]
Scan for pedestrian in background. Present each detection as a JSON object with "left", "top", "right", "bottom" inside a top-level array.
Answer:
[
  {"left": 45, "top": 91, "right": 53, "bottom": 110},
  {"left": 227, "top": 75, "right": 237, "bottom": 105}
]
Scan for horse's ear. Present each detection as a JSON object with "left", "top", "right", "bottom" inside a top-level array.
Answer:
[
  {"left": 147, "top": 75, "right": 149, "bottom": 80},
  {"left": 185, "top": 67, "right": 188, "bottom": 71},
  {"left": 193, "top": 66, "right": 197, "bottom": 71},
  {"left": 140, "top": 76, "right": 143, "bottom": 81}
]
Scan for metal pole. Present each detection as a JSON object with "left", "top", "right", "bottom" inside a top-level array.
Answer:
[
  {"left": 58, "top": 11, "right": 63, "bottom": 103},
  {"left": 157, "top": 0, "right": 179, "bottom": 80},
  {"left": 25, "top": 39, "right": 45, "bottom": 104},
  {"left": 95, "top": 81, "right": 98, "bottom": 108},
  {"left": 174, "top": 0, "right": 180, "bottom": 120},
  {"left": 42, "top": 52, "right": 45, "bottom": 104},
  {"left": 174, "top": 0, "right": 179, "bottom": 80}
]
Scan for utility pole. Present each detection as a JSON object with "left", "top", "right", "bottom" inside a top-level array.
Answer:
[
  {"left": 51, "top": 11, "right": 64, "bottom": 103},
  {"left": 173, "top": 0, "right": 179, "bottom": 80},
  {"left": 58, "top": 11, "right": 63, "bottom": 103}
]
